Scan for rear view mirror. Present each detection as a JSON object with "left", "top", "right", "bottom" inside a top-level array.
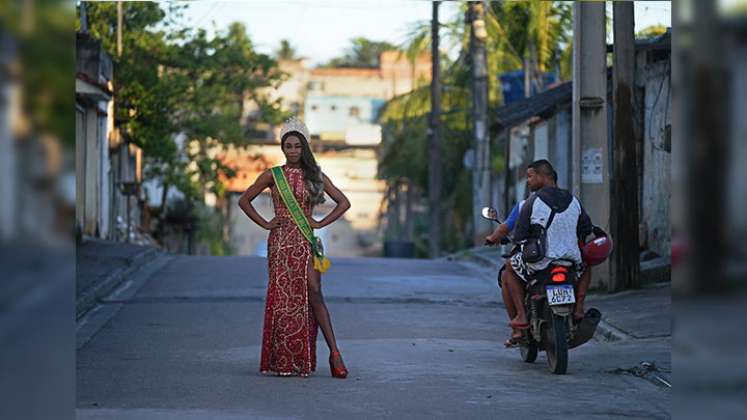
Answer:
[{"left": 481, "top": 206, "right": 499, "bottom": 222}]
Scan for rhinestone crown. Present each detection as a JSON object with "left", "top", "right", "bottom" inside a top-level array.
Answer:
[{"left": 279, "top": 116, "right": 310, "bottom": 142}]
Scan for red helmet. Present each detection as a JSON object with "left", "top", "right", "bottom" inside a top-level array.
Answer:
[{"left": 580, "top": 226, "right": 613, "bottom": 266}]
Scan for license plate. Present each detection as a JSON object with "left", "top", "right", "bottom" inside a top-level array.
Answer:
[{"left": 546, "top": 285, "right": 576, "bottom": 305}]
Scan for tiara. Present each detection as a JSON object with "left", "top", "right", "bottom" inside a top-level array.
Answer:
[{"left": 279, "top": 116, "right": 311, "bottom": 142}]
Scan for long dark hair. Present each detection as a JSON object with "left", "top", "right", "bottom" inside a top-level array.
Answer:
[{"left": 281, "top": 131, "right": 326, "bottom": 205}]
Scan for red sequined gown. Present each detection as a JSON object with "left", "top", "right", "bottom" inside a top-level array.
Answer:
[{"left": 260, "top": 166, "right": 318, "bottom": 376}]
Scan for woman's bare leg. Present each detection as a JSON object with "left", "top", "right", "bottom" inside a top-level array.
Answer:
[{"left": 307, "top": 263, "right": 342, "bottom": 363}]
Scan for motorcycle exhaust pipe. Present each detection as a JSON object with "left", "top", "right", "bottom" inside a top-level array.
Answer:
[{"left": 569, "top": 308, "right": 601, "bottom": 349}]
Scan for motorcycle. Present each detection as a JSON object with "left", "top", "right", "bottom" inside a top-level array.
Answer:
[{"left": 481, "top": 206, "right": 601, "bottom": 374}]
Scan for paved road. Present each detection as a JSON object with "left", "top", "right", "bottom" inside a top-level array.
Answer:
[{"left": 77, "top": 255, "right": 671, "bottom": 419}]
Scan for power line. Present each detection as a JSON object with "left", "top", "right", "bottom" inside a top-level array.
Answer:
[{"left": 193, "top": 1, "right": 223, "bottom": 28}]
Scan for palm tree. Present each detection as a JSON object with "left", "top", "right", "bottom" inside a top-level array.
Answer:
[
  {"left": 377, "top": 1, "right": 573, "bottom": 254},
  {"left": 276, "top": 39, "right": 297, "bottom": 60}
]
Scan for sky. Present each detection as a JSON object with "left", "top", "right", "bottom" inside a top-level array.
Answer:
[{"left": 179, "top": 1, "right": 672, "bottom": 67}]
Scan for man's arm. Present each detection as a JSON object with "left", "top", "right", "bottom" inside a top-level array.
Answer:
[
  {"left": 486, "top": 223, "right": 511, "bottom": 243},
  {"left": 486, "top": 202, "right": 521, "bottom": 243},
  {"left": 576, "top": 200, "right": 593, "bottom": 241}
]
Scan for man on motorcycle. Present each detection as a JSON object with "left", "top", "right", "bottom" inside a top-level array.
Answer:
[
  {"left": 494, "top": 160, "right": 594, "bottom": 345},
  {"left": 486, "top": 160, "right": 557, "bottom": 345}
]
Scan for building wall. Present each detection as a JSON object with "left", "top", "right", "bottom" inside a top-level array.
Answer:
[
  {"left": 275, "top": 59, "right": 311, "bottom": 115},
  {"left": 304, "top": 95, "right": 385, "bottom": 141},
  {"left": 98, "top": 105, "right": 112, "bottom": 238},
  {"left": 250, "top": 58, "right": 310, "bottom": 116},
  {"left": 309, "top": 53, "right": 430, "bottom": 100},
  {"left": 75, "top": 107, "right": 85, "bottom": 234},
  {"left": 76, "top": 98, "right": 114, "bottom": 239},
  {"left": 76, "top": 32, "right": 120, "bottom": 241},
  {"left": 640, "top": 60, "right": 671, "bottom": 258},
  {"left": 82, "top": 106, "right": 99, "bottom": 236},
  {"left": 309, "top": 69, "right": 389, "bottom": 98}
]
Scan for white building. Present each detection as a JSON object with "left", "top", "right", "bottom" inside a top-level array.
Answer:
[{"left": 76, "top": 32, "right": 142, "bottom": 241}]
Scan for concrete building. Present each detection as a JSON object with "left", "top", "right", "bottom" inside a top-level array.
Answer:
[
  {"left": 274, "top": 58, "right": 312, "bottom": 116},
  {"left": 305, "top": 52, "right": 431, "bottom": 145},
  {"left": 304, "top": 95, "right": 385, "bottom": 144},
  {"left": 243, "top": 58, "right": 312, "bottom": 143},
  {"left": 76, "top": 32, "right": 114, "bottom": 239},
  {"left": 76, "top": 32, "right": 142, "bottom": 242},
  {"left": 308, "top": 52, "right": 431, "bottom": 99}
]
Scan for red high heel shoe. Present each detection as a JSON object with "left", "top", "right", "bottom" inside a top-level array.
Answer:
[{"left": 329, "top": 351, "right": 348, "bottom": 379}]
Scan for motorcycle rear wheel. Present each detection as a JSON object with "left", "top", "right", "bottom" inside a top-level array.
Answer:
[{"left": 544, "top": 314, "right": 569, "bottom": 374}]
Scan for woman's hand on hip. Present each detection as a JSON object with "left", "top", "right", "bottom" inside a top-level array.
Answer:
[
  {"left": 309, "top": 219, "right": 323, "bottom": 229},
  {"left": 265, "top": 217, "right": 282, "bottom": 230}
]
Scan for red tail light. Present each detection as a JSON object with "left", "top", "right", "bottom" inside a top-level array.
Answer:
[
  {"left": 551, "top": 266, "right": 569, "bottom": 283},
  {"left": 551, "top": 273, "right": 567, "bottom": 282}
]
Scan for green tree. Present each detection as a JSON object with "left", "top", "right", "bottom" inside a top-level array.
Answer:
[
  {"left": 325, "top": 37, "right": 397, "bottom": 68},
  {"left": 81, "top": 2, "right": 193, "bottom": 218},
  {"left": 80, "top": 3, "right": 286, "bottom": 253},
  {"left": 276, "top": 39, "right": 298, "bottom": 60}
]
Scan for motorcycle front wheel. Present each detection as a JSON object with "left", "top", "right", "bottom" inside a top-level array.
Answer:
[{"left": 543, "top": 314, "right": 569, "bottom": 374}]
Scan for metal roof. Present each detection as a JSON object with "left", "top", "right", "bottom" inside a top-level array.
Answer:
[{"left": 492, "top": 81, "right": 572, "bottom": 130}]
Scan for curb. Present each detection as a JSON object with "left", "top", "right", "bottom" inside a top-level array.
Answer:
[
  {"left": 469, "top": 252, "right": 503, "bottom": 271},
  {"left": 76, "top": 247, "right": 160, "bottom": 320},
  {"left": 77, "top": 255, "right": 173, "bottom": 350},
  {"left": 447, "top": 249, "right": 503, "bottom": 271}
]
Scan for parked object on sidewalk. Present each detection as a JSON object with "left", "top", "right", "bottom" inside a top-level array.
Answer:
[{"left": 114, "top": 216, "right": 159, "bottom": 247}]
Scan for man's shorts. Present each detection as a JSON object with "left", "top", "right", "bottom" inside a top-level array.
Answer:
[{"left": 507, "top": 252, "right": 586, "bottom": 284}]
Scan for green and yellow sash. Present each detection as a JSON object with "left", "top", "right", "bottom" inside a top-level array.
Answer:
[{"left": 271, "top": 166, "right": 331, "bottom": 273}]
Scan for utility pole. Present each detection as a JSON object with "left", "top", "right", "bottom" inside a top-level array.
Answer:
[
  {"left": 79, "top": 1, "right": 88, "bottom": 33},
  {"left": 611, "top": 2, "right": 640, "bottom": 291},
  {"left": 117, "top": 1, "right": 123, "bottom": 58},
  {"left": 428, "top": 1, "right": 442, "bottom": 258},
  {"left": 572, "top": 2, "right": 610, "bottom": 290},
  {"left": 468, "top": 1, "right": 491, "bottom": 245}
]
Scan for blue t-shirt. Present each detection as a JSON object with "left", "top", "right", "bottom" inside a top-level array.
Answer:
[{"left": 505, "top": 200, "right": 525, "bottom": 231}]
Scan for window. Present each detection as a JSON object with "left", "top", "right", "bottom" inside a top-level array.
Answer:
[
  {"left": 311, "top": 104, "right": 318, "bottom": 111},
  {"left": 330, "top": 105, "right": 337, "bottom": 111},
  {"left": 349, "top": 106, "right": 360, "bottom": 117}
]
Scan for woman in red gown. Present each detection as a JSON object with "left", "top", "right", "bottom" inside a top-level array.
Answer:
[{"left": 238, "top": 118, "right": 350, "bottom": 378}]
